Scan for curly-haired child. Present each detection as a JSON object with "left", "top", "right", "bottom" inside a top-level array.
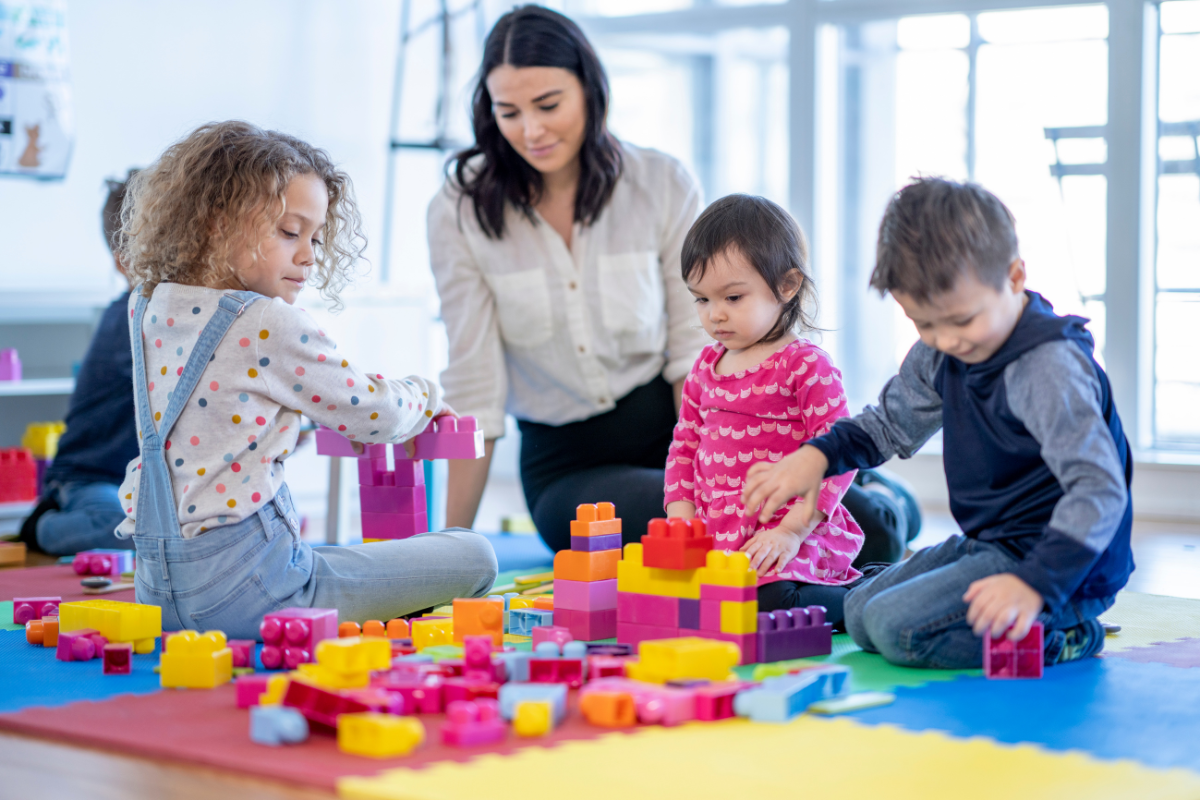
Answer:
[{"left": 114, "top": 121, "right": 497, "bottom": 638}]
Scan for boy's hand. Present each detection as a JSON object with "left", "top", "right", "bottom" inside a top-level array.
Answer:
[
  {"left": 963, "top": 574, "right": 1044, "bottom": 641},
  {"left": 742, "top": 445, "right": 829, "bottom": 526},
  {"left": 742, "top": 527, "right": 804, "bottom": 577},
  {"left": 665, "top": 501, "right": 696, "bottom": 520}
]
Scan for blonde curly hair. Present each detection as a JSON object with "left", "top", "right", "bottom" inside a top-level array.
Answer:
[{"left": 119, "top": 121, "right": 365, "bottom": 305}]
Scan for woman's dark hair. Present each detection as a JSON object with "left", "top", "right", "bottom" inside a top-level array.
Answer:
[
  {"left": 682, "top": 194, "right": 818, "bottom": 345},
  {"left": 449, "top": 5, "right": 623, "bottom": 239}
]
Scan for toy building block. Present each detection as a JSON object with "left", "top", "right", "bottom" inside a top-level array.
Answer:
[
  {"left": 404, "top": 415, "right": 485, "bottom": 460},
  {"left": 237, "top": 674, "right": 272, "bottom": 708},
  {"left": 529, "top": 641, "right": 587, "bottom": 688},
  {"left": 338, "top": 713, "right": 425, "bottom": 758},
  {"left": 103, "top": 643, "right": 133, "bottom": 675},
  {"left": 361, "top": 511, "right": 428, "bottom": 541},
  {"left": 588, "top": 655, "right": 628, "bottom": 679},
  {"left": 616, "top": 543, "right": 702, "bottom": 599},
  {"left": 260, "top": 607, "right": 338, "bottom": 669},
  {"left": 411, "top": 617, "right": 455, "bottom": 650},
  {"left": 571, "top": 502, "right": 622, "bottom": 538},
  {"left": 618, "top": 593, "right": 680, "bottom": 627},
  {"left": 56, "top": 628, "right": 108, "bottom": 661},
  {"left": 554, "top": 578, "right": 617, "bottom": 612},
  {"left": 694, "top": 682, "right": 745, "bottom": 721},
  {"left": 228, "top": 639, "right": 255, "bottom": 669},
  {"left": 0, "top": 448, "right": 37, "bottom": 503},
  {"left": 533, "top": 595, "right": 554, "bottom": 611},
  {"left": 984, "top": 622, "right": 1044, "bottom": 679},
  {"left": 581, "top": 677, "right": 697, "bottom": 727},
  {"left": 617, "top": 621, "right": 681, "bottom": 649},
  {"left": 554, "top": 548, "right": 620, "bottom": 583},
  {"left": 361, "top": 620, "right": 386, "bottom": 638},
  {"left": 461, "top": 635, "right": 506, "bottom": 682},
  {"left": 161, "top": 630, "right": 233, "bottom": 689},
  {"left": 359, "top": 485, "right": 426, "bottom": 515},
  {"left": 679, "top": 598, "right": 700, "bottom": 629},
  {"left": 21, "top": 421, "right": 65, "bottom": 460},
  {"left": 72, "top": 549, "right": 134, "bottom": 577},
  {"left": 40, "top": 616, "right": 60, "bottom": 648},
  {"left": 12, "top": 596, "right": 60, "bottom": 625},
  {"left": 625, "top": 637, "right": 740, "bottom": 684},
  {"left": 314, "top": 425, "right": 360, "bottom": 457},
  {"left": 808, "top": 691, "right": 896, "bottom": 715},
  {"left": 513, "top": 699, "right": 554, "bottom": 737},
  {"left": 498, "top": 682, "right": 568, "bottom": 724},
  {"left": 282, "top": 680, "right": 371, "bottom": 728},
  {"left": 295, "top": 636, "right": 389, "bottom": 689},
  {"left": 372, "top": 674, "right": 445, "bottom": 714},
  {"left": 386, "top": 618, "right": 411, "bottom": 639},
  {"left": 0, "top": 348, "right": 21, "bottom": 381},
  {"left": 642, "top": 517, "right": 714, "bottom": 570},
  {"left": 553, "top": 608, "right": 617, "bottom": 641},
  {"left": 701, "top": 583, "right": 756, "bottom": 602},
  {"left": 442, "top": 698, "right": 505, "bottom": 747},
  {"left": 720, "top": 600, "right": 759, "bottom": 635},
  {"left": 340, "top": 622, "right": 362, "bottom": 638},
  {"left": 58, "top": 599, "right": 161, "bottom": 654},
  {"left": 259, "top": 674, "right": 290, "bottom": 706},
  {"left": 757, "top": 606, "right": 832, "bottom": 663},
  {"left": 733, "top": 666, "right": 850, "bottom": 723},
  {"left": 580, "top": 691, "right": 637, "bottom": 727},
  {"left": 509, "top": 608, "right": 555, "bottom": 637},
  {"left": 493, "top": 650, "right": 533, "bottom": 683},
  {"left": 250, "top": 705, "right": 310, "bottom": 746},
  {"left": 452, "top": 598, "right": 504, "bottom": 645},
  {"left": 679, "top": 628, "right": 758, "bottom": 665},
  {"left": 531, "top": 625, "right": 573, "bottom": 651},
  {"left": 0, "top": 540, "right": 26, "bottom": 567},
  {"left": 586, "top": 643, "right": 633, "bottom": 656},
  {"left": 571, "top": 532, "right": 622, "bottom": 552},
  {"left": 698, "top": 549, "right": 758, "bottom": 588},
  {"left": 24, "top": 619, "right": 45, "bottom": 645},
  {"left": 443, "top": 676, "right": 501, "bottom": 704}
]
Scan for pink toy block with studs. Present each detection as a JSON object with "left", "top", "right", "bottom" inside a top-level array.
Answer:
[
  {"left": 72, "top": 549, "right": 134, "bottom": 577},
  {"left": 259, "top": 608, "right": 338, "bottom": 670},
  {"left": 984, "top": 622, "right": 1044, "bottom": 679},
  {"left": 103, "top": 642, "right": 133, "bottom": 675},
  {"left": 314, "top": 426, "right": 360, "bottom": 457},
  {"left": 229, "top": 639, "right": 256, "bottom": 669},
  {"left": 371, "top": 674, "right": 445, "bottom": 713},
  {"left": 531, "top": 625, "right": 574, "bottom": 650},
  {"left": 12, "top": 596, "right": 60, "bottom": 625},
  {"left": 405, "top": 416, "right": 485, "bottom": 461},
  {"left": 56, "top": 628, "right": 108, "bottom": 662},
  {"left": 442, "top": 698, "right": 505, "bottom": 747}
]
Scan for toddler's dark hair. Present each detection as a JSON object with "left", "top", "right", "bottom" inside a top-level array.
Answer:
[
  {"left": 102, "top": 169, "right": 138, "bottom": 254},
  {"left": 681, "top": 194, "right": 816, "bottom": 345},
  {"left": 872, "top": 177, "right": 1019, "bottom": 302}
]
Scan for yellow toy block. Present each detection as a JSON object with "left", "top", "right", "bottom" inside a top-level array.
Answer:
[
  {"left": 160, "top": 630, "right": 233, "bottom": 689},
  {"left": 452, "top": 598, "right": 504, "bottom": 645},
  {"left": 513, "top": 700, "right": 553, "bottom": 737},
  {"left": 338, "top": 713, "right": 425, "bottom": 758},
  {"left": 316, "top": 636, "right": 391, "bottom": 673},
  {"left": 260, "top": 674, "right": 290, "bottom": 705},
  {"left": 616, "top": 544, "right": 702, "bottom": 599},
  {"left": 509, "top": 597, "right": 537, "bottom": 611},
  {"left": 624, "top": 637, "right": 740, "bottom": 684},
  {"left": 411, "top": 617, "right": 454, "bottom": 651},
  {"left": 59, "top": 599, "right": 162, "bottom": 654},
  {"left": 720, "top": 600, "right": 759, "bottom": 634},
  {"left": 570, "top": 502, "right": 622, "bottom": 538},
  {"left": 697, "top": 550, "right": 757, "bottom": 588},
  {"left": 295, "top": 662, "right": 369, "bottom": 690},
  {"left": 21, "top": 421, "right": 65, "bottom": 459}
]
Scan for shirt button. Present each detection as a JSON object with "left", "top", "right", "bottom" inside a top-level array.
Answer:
[
  {"left": 569, "top": 281, "right": 577, "bottom": 290},
  {"left": 578, "top": 345, "right": 586, "bottom": 353}
]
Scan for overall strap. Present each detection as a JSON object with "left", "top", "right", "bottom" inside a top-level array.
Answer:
[{"left": 131, "top": 288, "right": 264, "bottom": 540}]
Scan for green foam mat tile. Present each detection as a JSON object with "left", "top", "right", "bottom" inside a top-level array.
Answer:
[{"left": 0, "top": 602, "right": 20, "bottom": 632}]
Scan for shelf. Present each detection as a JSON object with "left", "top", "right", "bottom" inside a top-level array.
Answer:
[
  {"left": 0, "top": 501, "right": 34, "bottom": 520},
  {"left": 0, "top": 378, "right": 75, "bottom": 397}
]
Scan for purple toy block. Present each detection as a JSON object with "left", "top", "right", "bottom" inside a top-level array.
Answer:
[
  {"left": 679, "top": 628, "right": 757, "bottom": 665},
  {"left": 361, "top": 511, "right": 427, "bottom": 540},
  {"left": 554, "top": 578, "right": 617, "bottom": 611},
  {"left": 679, "top": 598, "right": 700, "bottom": 630},
  {"left": 617, "top": 593, "right": 679, "bottom": 627},
  {"left": 314, "top": 426, "right": 359, "bottom": 457},
  {"left": 237, "top": 673, "right": 271, "bottom": 708},
  {"left": 103, "top": 643, "right": 133, "bottom": 675},
  {"left": 555, "top": 608, "right": 617, "bottom": 641},
  {"left": 229, "top": 639, "right": 255, "bottom": 669},
  {"left": 756, "top": 606, "right": 833, "bottom": 663},
  {"left": 586, "top": 643, "right": 633, "bottom": 656},
  {"left": 570, "top": 533, "right": 622, "bottom": 552},
  {"left": 531, "top": 625, "right": 574, "bottom": 651},
  {"left": 56, "top": 628, "right": 108, "bottom": 661},
  {"left": 616, "top": 621, "right": 680, "bottom": 648},
  {"left": 405, "top": 416, "right": 485, "bottom": 461},
  {"left": 72, "top": 549, "right": 133, "bottom": 577},
  {"left": 699, "top": 599, "right": 722, "bottom": 631},
  {"left": 442, "top": 698, "right": 505, "bottom": 746},
  {"left": 700, "top": 584, "right": 756, "bottom": 602},
  {"left": 0, "top": 348, "right": 21, "bottom": 381},
  {"left": 359, "top": 484, "right": 426, "bottom": 515},
  {"left": 984, "top": 622, "right": 1044, "bottom": 679},
  {"left": 12, "top": 596, "right": 60, "bottom": 625},
  {"left": 260, "top": 607, "right": 338, "bottom": 670}
]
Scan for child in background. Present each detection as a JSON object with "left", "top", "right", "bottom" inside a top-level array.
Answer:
[
  {"left": 664, "top": 194, "right": 864, "bottom": 622},
  {"left": 743, "top": 177, "right": 1132, "bottom": 668},
  {"left": 115, "top": 121, "right": 496, "bottom": 638}
]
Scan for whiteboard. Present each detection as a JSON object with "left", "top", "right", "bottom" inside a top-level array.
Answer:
[{"left": 0, "top": 0, "right": 73, "bottom": 179}]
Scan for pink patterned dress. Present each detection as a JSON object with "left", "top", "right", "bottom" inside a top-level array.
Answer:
[{"left": 664, "top": 339, "right": 864, "bottom": 587}]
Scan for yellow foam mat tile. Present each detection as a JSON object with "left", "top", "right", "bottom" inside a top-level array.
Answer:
[
  {"left": 338, "top": 716, "right": 1200, "bottom": 800},
  {"left": 1100, "top": 592, "right": 1200, "bottom": 653}
]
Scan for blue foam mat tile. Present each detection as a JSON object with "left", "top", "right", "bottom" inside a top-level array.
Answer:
[
  {"left": 478, "top": 532, "right": 554, "bottom": 573},
  {"left": 847, "top": 657, "right": 1200, "bottom": 772},
  {"left": 0, "top": 629, "right": 163, "bottom": 713}
]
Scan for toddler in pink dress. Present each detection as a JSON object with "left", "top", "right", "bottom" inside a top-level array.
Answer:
[{"left": 664, "top": 194, "right": 864, "bottom": 619}]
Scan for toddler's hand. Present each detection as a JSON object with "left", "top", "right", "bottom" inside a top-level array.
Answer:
[
  {"left": 665, "top": 501, "right": 696, "bottom": 520},
  {"left": 963, "top": 574, "right": 1044, "bottom": 641},
  {"left": 741, "top": 527, "right": 804, "bottom": 577},
  {"left": 742, "top": 445, "right": 829, "bottom": 526}
]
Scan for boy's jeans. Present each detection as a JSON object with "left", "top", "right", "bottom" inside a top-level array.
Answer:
[
  {"left": 845, "top": 535, "right": 1114, "bottom": 669},
  {"left": 37, "top": 481, "right": 134, "bottom": 555}
]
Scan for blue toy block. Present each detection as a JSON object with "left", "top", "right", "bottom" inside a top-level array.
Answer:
[
  {"left": 491, "top": 592, "right": 520, "bottom": 633},
  {"left": 498, "top": 682, "right": 568, "bottom": 723},
  {"left": 250, "top": 705, "right": 309, "bottom": 746},
  {"left": 733, "top": 666, "right": 850, "bottom": 723},
  {"left": 510, "top": 608, "right": 555, "bottom": 637},
  {"left": 493, "top": 650, "right": 533, "bottom": 683}
]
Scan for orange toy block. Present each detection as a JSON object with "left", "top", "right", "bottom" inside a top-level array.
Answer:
[
  {"left": 554, "top": 548, "right": 620, "bottom": 582},
  {"left": 386, "top": 618, "right": 410, "bottom": 639},
  {"left": 339, "top": 621, "right": 362, "bottom": 638},
  {"left": 570, "top": 502, "right": 622, "bottom": 538},
  {"left": 533, "top": 596, "right": 554, "bottom": 611},
  {"left": 580, "top": 691, "right": 637, "bottom": 727},
  {"left": 41, "top": 616, "right": 59, "bottom": 648},
  {"left": 453, "top": 598, "right": 504, "bottom": 645}
]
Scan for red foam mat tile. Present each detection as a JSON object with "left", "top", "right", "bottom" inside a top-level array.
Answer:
[{"left": 0, "top": 564, "right": 132, "bottom": 604}]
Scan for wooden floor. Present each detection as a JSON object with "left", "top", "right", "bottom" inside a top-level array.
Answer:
[{"left": 4, "top": 512, "right": 1200, "bottom": 799}]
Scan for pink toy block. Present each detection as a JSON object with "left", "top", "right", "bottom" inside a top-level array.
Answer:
[
  {"left": 56, "top": 628, "right": 108, "bottom": 661},
  {"left": 342, "top": 687, "right": 407, "bottom": 716},
  {"left": 678, "top": 628, "right": 758, "bottom": 665},
  {"left": 371, "top": 674, "right": 445, "bottom": 713},
  {"left": 259, "top": 608, "right": 338, "bottom": 669},
  {"left": 757, "top": 606, "right": 832, "bottom": 663},
  {"left": 103, "top": 643, "right": 133, "bottom": 675},
  {"left": 532, "top": 625, "right": 574, "bottom": 651},
  {"left": 0, "top": 348, "right": 21, "bottom": 381},
  {"left": 359, "top": 485, "right": 426, "bottom": 515},
  {"left": 236, "top": 674, "right": 272, "bottom": 708},
  {"left": 528, "top": 655, "right": 584, "bottom": 688},
  {"left": 699, "top": 600, "right": 721, "bottom": 631},
  {"left": 229, "top": 639, "right": 255, "bottom": 669},
  {"left": 700, "top": 584, "right": 756, "bottom": 602},
  {"left": 570, "top": 533, "right": 622, "bottom": 552},
  {"left": 462, "top": 635, "right": 506, "bottom": 682},
  {"left": 12, "top": 596, "right": 60, "bottom": 625},
  {"left": 984, "top": 622, "right": 1044, "bottom": 679},
  {"left": 554, "top": 607, "right": 617, "bottom": 641},
  {"left": 361, "top": 511, "right": 427, "bottom": 540},
  {"left": 554, "top": 578, "right": 617, "bottom": 611},
  {"left": 443, "top": 676, "right": 501, "bottom": 703},
  {"left": 0, "top": 448, "right": 37, "bottom": 503},
  {"left": 617, "top": 593, "right": 679, "bottom": 627},
  {"left": 694, "top": 682, "right": 749, "bottom": 721},
  {"left": 282, "top": 680, "right": 371, "bottom": 728},
  {"left": 314, "top": 426, "right": 360, "bottom": 457},
  {"left": 406, "top": 416, "right": 485, "bottom": 461},
  {"left": 389, "top": 460, "right": 425, "bottom": 487},
  {"left": 588, "top": 655, "right": 629, "bottom": 679},
  {"left": 642, "top": 517, "right": 713, "bottom": 570},
  {"left": 616, "top": 621, "right": 680, "bottom": 648},
  {"left": 583, "top": 678, "right": 697, "bottom": 727},
  {"left": 442, "top": 698, "right": 505, "bottom": 747},
  {"left": 72, "top": 549, "right": 133, "bottom": 577}
]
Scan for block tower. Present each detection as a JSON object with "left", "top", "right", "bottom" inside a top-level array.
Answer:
[
  {"left": 552, "top": 503, "right": 621, "bottom": 640},
  {"left": 315, "top": 417, "right": 484, "bottom": 542}
]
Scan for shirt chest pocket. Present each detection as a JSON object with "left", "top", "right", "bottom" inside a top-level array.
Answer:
[
  {"left": 597, "top": 251, "right": 664, "bottom": 338},
  {"left": 489, "top": 268, "right": 554, "bottom": 349}
]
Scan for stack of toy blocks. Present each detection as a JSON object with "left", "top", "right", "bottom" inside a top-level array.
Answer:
[
  {"left": 0, "top": 447, "right": 37, "bottom": 503},
  {"left": 553, "top": 503, "right": 621, "bottom": 640},
  {"left": 58, "top": 599, "right": 161, "bottom": 654},
  {"left": 984, "top": 622, "right": 1044, "bottom": 679}
]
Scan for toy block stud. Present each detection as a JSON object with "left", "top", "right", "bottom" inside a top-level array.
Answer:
[
  {"left": 260, "top": 608, "right": 338, "bottom": 670},
  {"left": 442, "top": 698, "right": 505, "bottom": 747},
  {"left": 570, "top": 502, "right": 622, "bottom": 538},
  {"left": 12, "top": 596, "right": 60, "bottom": 625},
  {"left": 72, "top": 549, "right": 133, "bottom": 577},
  {"left": 452, "top": 598, "right": 504, "bottom": 645},
  {"left": 250, "top": 705, "right": 310, "bottom": 746},
  {"left": 757, "top": 605, "right": 833, "bottom": 663},
  {"left": 338, "top": 712, "right": 425, "bottom": 758},
  {"left": 642, "top": 517, "right": 713, "bottom": 570},
  {"left": 625, "top": 637, "right": 740, "bottom": 684},
  {"left": 339, "top": 622, "right": 362, "bottom": 638},
  {"left": 697, "top": 549, "right": 758, "bottom": 588},
  {"left": 513, "top": 699, "right": 554, "bottom": 737},
  {"left": 362, "top": 620, "right": 387, "bottom": 638},
  {"left": 386, "top": 618, "right": 410, "bottom": 639},
  {"left": 984, "top": 622, "right": 1044, "bottom": 679},
  {"left": 160, "top": 630, "right": 233, "bottom": 689},
  {"left": 580, "top": 691, "right": 637, "bottom": 727},
  {"left": 103, "top": 642, "right": 134, "bottom": 675},
  {"left": 553, "top": 548, "right": 620, "bottom": 583}
]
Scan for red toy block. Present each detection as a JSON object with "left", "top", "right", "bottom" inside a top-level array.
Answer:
[
  {"left": 571, "top": 533, "right": 622, "bottom": 552},
  {"left": 404, "top": 416, "right": 485, "bottom": 461},
  {"left": 314, "top": 426, "right": 360, "bottom": 457},
  {"left": 260, "top": 608, "right": 338, "bottom": 670},
  {"left": 588, "top": 655, "right": 629, "bottom": 679},
  {"left": 531, "top": 625, "right": 574, "bottom": 650},
  {"left": 984, "top": 622, "right": 1044, "bottom": 679},
  {"left": 528, "top": 655, "right": 585, "bottom": 688},
  {"left": 0, "top": 448, "right": 37, "bottom": 503},
  {"left": 442, "top": 698, "right": 505, "bottom": 747},
  {"left": 453, "top": 598, "right": 504, "bottom": 645},
  {"left": 642, "top": 517, "right": 714, "bottom": 570},
  {"left": 361, "top": 511, "right": 427, "bottom": 541},
  {"left": 757, "top": 606, "right": 833, "bottom": 663},
  {"left": 12, "top": 596, "right": 60, "bottom": 625},
  {"left": 617, "top": 593, "right": 679, "bottom": 627},
  {"left": 616, "top": 621, "right": 680, "bottom": 648},
  {"left": 700, "top": 584, "right": 756, "bottom": 602},
  {"left": 229, "top": 639, "right": 255, "bottom": 669},
  {"left": 553, "top": 607, "right": 617, "bottom": 641},
  {"left": 103, "top": 643, "right": 133, "bottom": 675},
  {"left": 554, "top": 578, "right": 617, "bottom": 612},
  {"left": 443, "top": 676, "right": 501, "bottom": 703},
  {"left": 56, "top": 628, "right": 108, "bottom": 661},
  {"left": 694, "top": 682, "right": 747, "bottom": 721},
  {"left": 678, "top": 628, "right": 758, "bottom": 665},
  {"left": 359, "top": 485, "right": 426, "bottom": 515},
  {"left": 570, "top": 502, "right": 622, "bottom": 538},
  {"left": 282, "top": 680, "right": 371, "bottom": 728},
  {"left": 699, "top": 600, "right": 722, "bottom": 631}
]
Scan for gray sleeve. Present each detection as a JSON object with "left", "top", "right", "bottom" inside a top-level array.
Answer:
[
  {"left": 1004, "top": 341, "right": 1128, "bottom": 553},
  {"left": 852, "top": 341, "right": 946, "bottom": 461}
]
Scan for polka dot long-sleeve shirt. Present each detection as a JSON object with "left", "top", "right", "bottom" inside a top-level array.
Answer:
[
  {"left": 663, "top": 339, "right": 864, "bottom": 587},
  {"left": 116, "top": 283, "right": 443, "bottom": 539}
]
